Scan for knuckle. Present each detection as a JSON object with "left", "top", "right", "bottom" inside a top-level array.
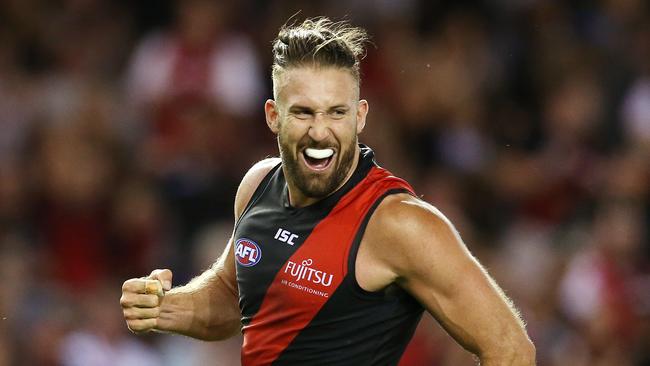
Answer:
[
  {"left": 121, "top": 280, "right": 131, "bottom": 291},
  {"left": 122, "top": 278, "right": 142, "bottom": 292},
  {"left": 120, "top": 294, "right": 132, "bottom": 308}
]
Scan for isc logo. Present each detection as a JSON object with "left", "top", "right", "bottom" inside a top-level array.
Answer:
[
  {"left": 235, "top": 238, "right": 261, "bottom": 267},
  {"left": 274, "top": 228, "right": 299, "bottom": 245}
]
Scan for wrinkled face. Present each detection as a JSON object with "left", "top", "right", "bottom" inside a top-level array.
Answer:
[{"left": 265, "top": 67, "right": 368, "bottom": 203}]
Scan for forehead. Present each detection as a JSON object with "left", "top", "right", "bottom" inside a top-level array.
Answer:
[{"left": 275, "top": 66, "right": 358, "bottom": 107}]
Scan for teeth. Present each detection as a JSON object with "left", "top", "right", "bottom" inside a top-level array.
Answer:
[{"left": 305, "top": 148, "right": 334, "bottom": 159}]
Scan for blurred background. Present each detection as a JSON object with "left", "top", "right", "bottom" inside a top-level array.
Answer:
[{"left": 0, "top": 0, "right": 648, "bottom": 365}]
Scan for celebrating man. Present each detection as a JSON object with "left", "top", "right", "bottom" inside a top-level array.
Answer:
[{"left": 120, "top": 17, "right": 535, "bottom": 365}]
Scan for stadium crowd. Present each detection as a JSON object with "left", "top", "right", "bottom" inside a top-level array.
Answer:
[{"left": 0, "top": 0, "right": 648, "bottom": 365}]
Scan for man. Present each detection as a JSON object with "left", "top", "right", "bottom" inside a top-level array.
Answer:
[{"left": 121, "top": 17, "right": 536, "bottom": 365}]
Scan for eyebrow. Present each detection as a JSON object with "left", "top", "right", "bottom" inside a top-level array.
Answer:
[
  {"left": 288, "top": 104, "right": 350, "bottom": 112},
  {"left": 288, "top": 105, "right": 314, "bottom": 113}
]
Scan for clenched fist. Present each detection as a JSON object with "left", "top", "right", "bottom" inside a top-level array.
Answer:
[{"left": 120, "top": 269, "right": 173, "bottom": 333}]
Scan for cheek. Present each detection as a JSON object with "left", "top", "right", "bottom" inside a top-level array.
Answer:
[
  {"left": 279, "top": 121, "right": 306, "bottom": 145},
  {"left": 334, "top": 121, "right": 358, "bottom": 144}
]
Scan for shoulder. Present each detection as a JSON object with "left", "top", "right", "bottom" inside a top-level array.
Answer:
[
  {"left": 371, "top": 193, "right": 456, "bottom": 239},
  {"left": 364, "top": 193, "right": 465, "bottom": 278},
  {"left": 234, "top": 158, "right": 282, "bottom": 219}
]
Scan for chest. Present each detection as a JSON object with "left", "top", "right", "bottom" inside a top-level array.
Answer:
[{"left": 234, "top": 202, "right": 362, "bottom": 319}]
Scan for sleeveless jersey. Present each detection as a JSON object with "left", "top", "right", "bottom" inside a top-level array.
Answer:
[{"left": 234, "top": 145, "right": 424, "bottom": 365}]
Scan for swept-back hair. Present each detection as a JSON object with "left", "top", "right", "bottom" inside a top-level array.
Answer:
[{"left": 271, "top": 17, "right": 370, "bottom": 95}]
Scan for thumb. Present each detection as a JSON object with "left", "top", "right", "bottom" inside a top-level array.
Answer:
[{"left": 148, "top": 269, "right": 173, "bottom": 291}]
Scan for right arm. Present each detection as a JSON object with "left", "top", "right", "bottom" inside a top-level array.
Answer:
[{"left": 120, "top": 158, "right": 280, "bottom": 340}]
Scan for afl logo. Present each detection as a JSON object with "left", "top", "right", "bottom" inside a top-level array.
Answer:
[{"left": 235, "top": 238, "right": 261, "bottom": 267}]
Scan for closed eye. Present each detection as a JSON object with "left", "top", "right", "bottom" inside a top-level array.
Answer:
[
  {"left": 289, "top": 107, "right": 314, "bottom": 120},
  {"left": 328, "top": 108, "right": 349, "bottom": 120}
]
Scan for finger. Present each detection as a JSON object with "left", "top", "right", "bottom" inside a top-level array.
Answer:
[
  {"left": 121, "top": 278, "right": 163, "bottom": 296},
  {"left": 148, "top": 269, "right": 173, "bottom": 291},
  {"left": 122, "top": 278, "right": 148, "bottom": 294},
  {"left": 123, "top": 306, "right": 160, "bottom": 320},
  {"left": 144, "top": 279, "right": 164, "bottom": 296},
  {"left": 120, "top": 293, "right": 160, "bottom": 308},
  {"left": 127, "top": 318, "right": 157, "bottom": 333}
]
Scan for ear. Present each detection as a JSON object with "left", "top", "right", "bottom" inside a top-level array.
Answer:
[
  {"left": 265, "top": 99, "right": 280, "bottom": 134},
  {"left": 356, "top": 99, "right": 369, "bottom": 134}
]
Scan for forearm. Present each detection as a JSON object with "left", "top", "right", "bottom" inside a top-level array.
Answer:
[
  {"left": 157, "top": 266, "right": 241, "bottom": 341},
  {"left": 477, "top": 338, "right": 536, "bottom": 366}
]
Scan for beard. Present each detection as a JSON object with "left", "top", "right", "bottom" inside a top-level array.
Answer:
[{"left": 279, "top": 133, "right": 357, "bottom": 199}]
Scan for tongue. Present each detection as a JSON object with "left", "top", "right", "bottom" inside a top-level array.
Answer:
[{"left": 305, "top": 155, "right": 330, "bottom": 169}]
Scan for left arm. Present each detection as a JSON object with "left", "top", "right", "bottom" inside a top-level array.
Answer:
[{"left": 361, "top": 194, "right": 535, "bottom": 365}]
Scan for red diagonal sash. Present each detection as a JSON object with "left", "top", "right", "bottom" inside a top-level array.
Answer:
[{"left": 241, "top": 167, "right": 413, "bottom": 365}]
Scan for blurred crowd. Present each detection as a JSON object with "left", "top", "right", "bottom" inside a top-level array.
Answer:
[{"left": 0, "top": 0, "right": 648, "bottom": 365}]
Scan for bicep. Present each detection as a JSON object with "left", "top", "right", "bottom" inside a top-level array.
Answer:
[
  {"left": 381, "top": 200, "right": 527, "bottom": 356},
  {"left": 401, "top": 241, "right": 520, "bottom": 354},
  {"left": 200, "top": 236, "right": 241, "bottom": 336},
  {"left": 225, "top": 158, "right": 279, "bottom": 290},
  {"left": 212, "top": 159, "right": 279, "bottom": 304},
  {"left": 210, "top": 236, "right": 238, "bottom": 297}
]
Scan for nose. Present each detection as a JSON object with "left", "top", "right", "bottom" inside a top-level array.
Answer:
[{"left": 307, "top": 113, "right": 330, "bottom": 142}]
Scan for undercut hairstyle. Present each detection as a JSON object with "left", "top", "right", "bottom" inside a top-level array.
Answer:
[{"left": 271, "top": 17, "right": 370, "bottom": 98}]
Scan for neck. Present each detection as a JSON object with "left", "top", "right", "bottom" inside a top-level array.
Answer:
[{"left": 287, "top": 144, "right": 360, "bottom": 208}]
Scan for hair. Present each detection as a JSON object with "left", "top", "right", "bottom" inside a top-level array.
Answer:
[{"left": 271, "top": 17, "right": 370, "bottom": 98}]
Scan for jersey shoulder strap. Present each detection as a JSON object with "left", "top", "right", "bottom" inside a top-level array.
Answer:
[{"left": 235, "top": 161, "right": 282, "bottom": 228}]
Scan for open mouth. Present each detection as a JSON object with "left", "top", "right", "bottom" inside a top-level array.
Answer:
[{"left": 301, "top": 148, "right": 335, "bottom": 171}]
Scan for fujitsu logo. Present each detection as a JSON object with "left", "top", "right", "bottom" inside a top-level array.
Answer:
[{"left": 284, "top": 259, "right": 333, "bottom": 287}]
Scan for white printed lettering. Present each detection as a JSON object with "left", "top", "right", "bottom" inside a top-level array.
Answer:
[
  {"left": 283, "top": 259, "right": 334, "bottom": 287},
  {"left": 275, "top": 228, "right": 299, "bottom": 245},
  {"left": 288, "top": 234, "right": 298, "bottom": 245}
]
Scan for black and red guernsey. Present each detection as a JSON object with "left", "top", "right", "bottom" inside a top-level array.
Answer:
[{"left": 234, "top": 145, "right": 424, "bottom": 365}]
